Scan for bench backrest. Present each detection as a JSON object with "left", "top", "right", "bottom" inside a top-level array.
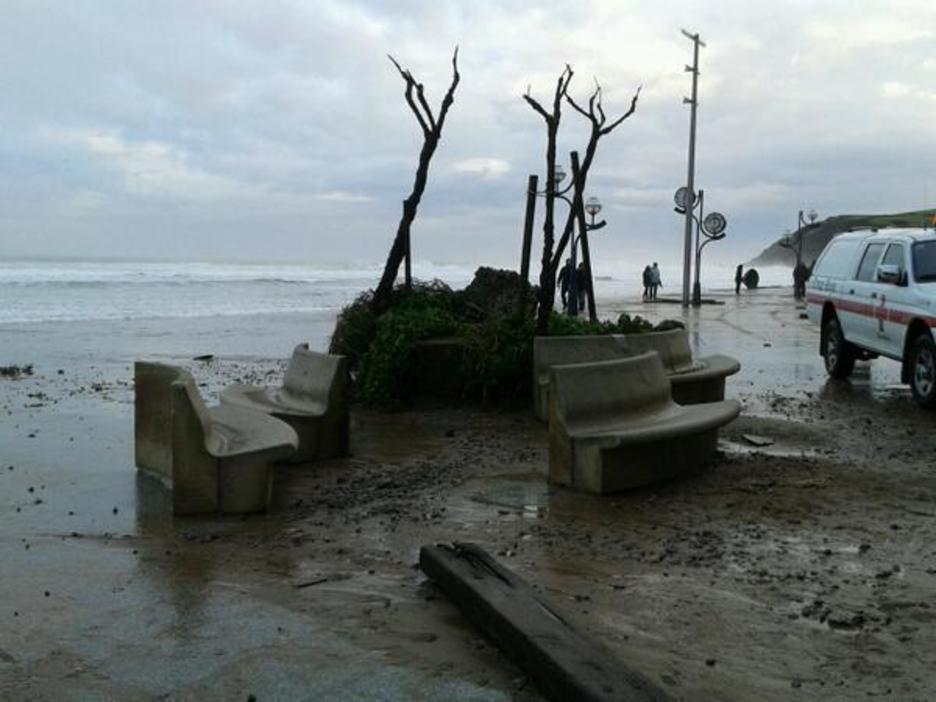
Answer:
[
  {"left": 135, "top": 361, "right": 220, "bottom": 477},
  {"left": 616, "top": 329, "right": 695, "bottom": 373},
  {"left": 282, "top": 344, "right": 348, "bottom": 404},
  {"left": 135, "top": 361, "right": 188, "bottom": 478},
  {"left": 169, "top": 375, "right": 223, "bottom": 514},
  {"left": 533, "top": 335, "right": 629, "bottom": 384},
  {"left": 550, "top": 352, "right": 671, "bottom": 427}
]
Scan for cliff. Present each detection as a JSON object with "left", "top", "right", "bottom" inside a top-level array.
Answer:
[{"left": 749, "top": 208, "right": 936, "bottom": 267}]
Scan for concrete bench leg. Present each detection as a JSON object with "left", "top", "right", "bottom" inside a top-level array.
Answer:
[
  {"left": 278, "top": 411, "right": 349, "bottom": 463},
  {"left": 554, "top": 430, "right": 719, "bottom": 495},
  {"left": 217, "top": 454, "right": 274, "bottom": 514}
]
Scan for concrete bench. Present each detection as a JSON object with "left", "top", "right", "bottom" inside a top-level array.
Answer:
[
  {"left": 532, "top": 335, "right": 630, "bottom": 421},
  {"left": 618, "top": 328, "right": 740, "bottom": 405},
  {"left": 220, "top": 344, "right": 349, "bottom": 463},
  {"left": 134, "top": 362, "right": 298, "bottom": 515},
  {"left": 548, "top": 352, "right": 740, "bottom": 494},
  {"left": 533, "top": 330, "right": 740, "bottom": 420}
]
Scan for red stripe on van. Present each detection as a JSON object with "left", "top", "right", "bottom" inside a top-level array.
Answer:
[{"left": 806, "top": 291, "right": 936, "bottom": 327}]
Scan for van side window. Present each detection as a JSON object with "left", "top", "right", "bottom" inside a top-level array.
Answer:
[
  {"left": 881, "top": 244, "right": 906, "bottom": 276},
  {"left": 813, "top": 240, "right": 860, "bottom": 279},
  {"left": 913, "top": 240, "right": 936, "bottom": 282},
  {"left": 856, "top": 243, "right": 885, "bottom": 282}
]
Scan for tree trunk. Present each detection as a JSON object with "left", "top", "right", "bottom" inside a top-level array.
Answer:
[
  {"left": 534, "top": 120, "right": 560, "bottom": 335},
  {"left": 524, "top": 66, "right": 573, "bottom": 336},
  {"left": 373, "top": 138, "right": 437, "bottom": 312},
  {"left": 371, "top": 49, "right": 460, "bottom": 315}
]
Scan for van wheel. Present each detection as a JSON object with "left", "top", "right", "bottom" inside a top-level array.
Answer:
[
  {"left": 909, "top": 333, "right": 936, "bottom": 408},
  {"left": 823, "top": 317, "right": 855, "bottom": 378}
]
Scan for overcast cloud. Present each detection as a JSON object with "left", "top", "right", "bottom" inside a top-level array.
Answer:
[{"left": 1, "top": 0, "right": 935, "bottom": 268}]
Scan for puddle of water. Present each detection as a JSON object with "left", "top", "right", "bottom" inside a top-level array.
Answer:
[
  {"left": 464, "top": 475, "right": 552, "bottom": 518},
  {"left": 719, "top": 440, "right": 819, "bottom": 459}
]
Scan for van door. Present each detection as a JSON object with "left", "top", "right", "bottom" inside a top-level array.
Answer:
[
  {"left": 875, "top": 242, "right": 910, "bottom": 359},
  {"left": 849, "top": 242, "right": 886, "bottom": 350}
]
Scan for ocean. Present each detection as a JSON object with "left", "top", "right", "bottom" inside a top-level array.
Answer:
[{"left": 0, "top": 259, "right": 793, "bottom": 327}]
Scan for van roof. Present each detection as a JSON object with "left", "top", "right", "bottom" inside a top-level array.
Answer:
[{"left": 832, "top": 228, "right": 936, "bottom": 243}]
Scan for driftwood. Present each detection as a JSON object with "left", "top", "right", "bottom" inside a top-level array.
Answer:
[
  {"left": 420, "top": 542, "right": 670, "bottom": 702},
  {"left": 372, "top": 48, "right": 461, "bottom": 314}
]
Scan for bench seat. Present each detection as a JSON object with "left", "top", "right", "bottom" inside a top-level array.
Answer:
[
  {"left": 533, "top": 329, "right": 740, "bottom": 420},
  {"left": 221, "top": 344, "right": 349, "bottom": 463},
  {"left": 615, "top": 330, "right": 740, "bottom": 405},
  {"left": 549, "top": 353, "right": 740, "bottom": 494}
]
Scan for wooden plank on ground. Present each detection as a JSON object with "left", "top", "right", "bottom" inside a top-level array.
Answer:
[{"left": 420, "top": 542, "right": 670, "bottom": 702}]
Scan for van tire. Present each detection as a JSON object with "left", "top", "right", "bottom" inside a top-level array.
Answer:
[
  {"left": 909, "top": 332, "right": 936, "bottom": 408},
  {"left": 823, "top": 316, "right": 855, "bottom": 379}
]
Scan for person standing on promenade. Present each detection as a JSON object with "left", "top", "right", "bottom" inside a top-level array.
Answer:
[
  {"left": 575, "top": 262, "right": 587, "bottom": 312},
  {"left": 649, "top": 262, "right": 662, "bottom": 300},
  {"left": 642, "top": 264, "right": 652, "bottom": 300},
  {"left": 557, "top": 258, "right": 572, "bottom": 309},
  {"left": 735, "top": 264, "right": 743, "bottom": 294},
  {"left": 793, "top": 262, "right": 808, "bottom": 299}
]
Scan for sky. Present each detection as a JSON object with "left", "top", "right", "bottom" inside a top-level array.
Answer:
[{"left": 1, "top": 0, "right": 935, "bottom": 270}]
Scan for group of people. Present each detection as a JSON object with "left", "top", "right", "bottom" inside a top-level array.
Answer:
[
  {"left": 558, "top": 258, "right": 809, "bottom": 309},
  {"left": 641, "top": 263, "right": 662, "bottom": 300},
  {"left": 557, "top": 258, "right": 588, "bottom": 312}
]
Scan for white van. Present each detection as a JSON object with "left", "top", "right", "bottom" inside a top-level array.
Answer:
[{"left": 806, "top": 228, "right": 936, "bottom": 407}]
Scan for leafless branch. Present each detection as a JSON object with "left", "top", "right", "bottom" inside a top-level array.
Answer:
[
  {"left": 525, "top": 64, "right": 574, "bottom": 124},
  {"left": 415, "top": 83, "right": 436, "bottom": 130},
  {"left": 388, "top": 54, "right": 431, "bottom": 136},
  {"left": 523, "top": 92, "right": 553, "bottom": 122},
  {"left": 565, "top": 93, "right": 591, "bottom": 120},
  {"left": 435, "top": 46, "right": 460, "bottom": 132},
  {"left": 599, "top": 85, "right": 642, "bottom": 135}
]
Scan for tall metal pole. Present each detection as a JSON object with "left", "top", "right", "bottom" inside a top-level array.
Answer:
[{"left": 681, "top": 29, "right": 705, "bottom": 308}]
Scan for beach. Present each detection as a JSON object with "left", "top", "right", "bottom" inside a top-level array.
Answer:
[{"left": 2, "top": 276, "right": 936, "bottom": 701}]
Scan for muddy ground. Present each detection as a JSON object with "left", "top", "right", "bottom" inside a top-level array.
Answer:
[{"left": 2, "top": 289, "right": 935, "bottom": 700}]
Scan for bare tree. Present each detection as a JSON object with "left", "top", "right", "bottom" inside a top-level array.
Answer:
[
  {"left": 372, "top": 48, "right": 460, "bottom": 314},
  {"left": 550, "top": 80, "right": 641, "bottom": 271},
  {"left": 523, "top": 65, "right": 574, "bottom": 335}
]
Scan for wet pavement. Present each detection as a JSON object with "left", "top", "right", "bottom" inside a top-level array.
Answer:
[{"left": 2, "top": 287, "right": 936, "bottom": 700}]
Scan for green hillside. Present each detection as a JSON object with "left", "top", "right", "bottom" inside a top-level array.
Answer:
[{"left": 750, "top": 208, "right": 936, "bottom": 267}]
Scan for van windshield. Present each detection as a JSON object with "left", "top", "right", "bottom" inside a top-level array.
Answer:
[{"left": 913, "top": 241, "right": 936, "bottom": 282}]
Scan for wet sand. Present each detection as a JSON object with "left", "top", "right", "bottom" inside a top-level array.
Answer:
[{"left": 2, "top": 288, "right": 936, "bottom": 700}]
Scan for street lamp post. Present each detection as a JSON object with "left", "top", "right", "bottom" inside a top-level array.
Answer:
[
  {"left": 569, "top": 197, "right": 607, "bottom": 319},
  {"left": 779, "top": 208, "right": 819, "bottom": 298},
  {"left": 531, "top": 158, "right": 606, "bottom": 318},
  {"left": 674, "top": 187, "right": 727, "bottom": 306}
]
